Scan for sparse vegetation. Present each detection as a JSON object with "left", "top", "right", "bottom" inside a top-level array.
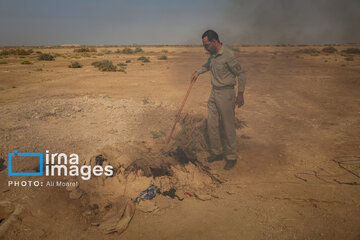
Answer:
[
  {"left": 345, "top": 55, "right": 354, "bottom": 61},
  {"left": 137, "top": 56, "right": 150, "bottom": 62},
  {"left": 68, "top": 61, "right": 82, "bottom": 68},
  {"left": 134, "top": 47, "right": 144, "bottom": 53},
  {"left": 91, "top": 60, "right": 117, "bottom": 72},
  {"left": 0, "top": 48, "right": 33, "bottom": 56},
  {"left": 150, "top": 130, "right": 166, "bottom": 139},
  {"left": 74, "top": 47, "right": 96, "bottom": 53},
  {"left": 38, "top": 53, "right": 55, "bottom": 61},
  {"left": 117, "top": 62, "right": 127, "bottom": 67},
  {"left": 21, "top": 61, "right": 32, "bottom": 64},
  {"left": 101, "top": 49, "right": 112, "bottom": 54},
  {"left": 322, "top": 46, "right": 337, "bottom": 53},
  {"left": 341, "top": 48, "right": 360, "bottom": 54},
  {"left": 158, "top": 55, "right": 168, "bottom": 60},
  {"left": 161, "top": 49, "right": 168, "bottom": 53},
  {"left": 122, "top": 48, "right": 134, "bottom": 54},
  {"left": 296, "top": 48, "right": 320, "bottom": 54},
  {"left": 35, "top": 68, "right": 43, "bottom": 71},
  {"left": 117, "top": 67, "right": 126, "bottom": 73},
  {"left": 125, "top": 59, "right": 131, "bottom": 63}
]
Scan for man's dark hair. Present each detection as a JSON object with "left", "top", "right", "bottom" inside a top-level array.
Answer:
[{"left": 202, "top": 30, "right": 220, "bottom": 42}]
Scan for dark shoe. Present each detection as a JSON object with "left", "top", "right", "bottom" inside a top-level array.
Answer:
[
  {"left": 224, "top": 160, "right": 237, "bottom": 170},
  {"left": 206, "top": 154, "right": 223, "bottom": 163}
]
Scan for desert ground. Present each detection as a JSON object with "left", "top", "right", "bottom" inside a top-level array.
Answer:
[{"left": 0, "top": 44, "right": 359, "bottom": 240}]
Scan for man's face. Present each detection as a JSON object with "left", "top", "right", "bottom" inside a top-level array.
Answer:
[{"left": 202, "top": 36, "right": 217, "bottom": 55}]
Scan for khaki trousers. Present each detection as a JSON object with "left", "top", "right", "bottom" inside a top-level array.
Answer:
[{"left": 207, "top": 88, "right": 237, "bottom": 161}]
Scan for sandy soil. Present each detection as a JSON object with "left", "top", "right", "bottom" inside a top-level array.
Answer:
[{"left": 0, "top": 45, "right": 360, "bottom": 240}]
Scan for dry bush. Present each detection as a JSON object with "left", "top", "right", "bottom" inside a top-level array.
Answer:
[
  {"left": 137, "top": 56, "right": 150, "bottom": 62},
  {"left": 345, "top": 55, "right": 354, "bottom": 61},
  {"left": 134, "top": 47, "right": 144, "bottom": 53},
  {"left": 322, "top": 46, "right": 337, "bottom": 53},
  {"left": 74, "top": 47, "right": 96, "bottom": 53},
  {"left": 296, "top": 48, "right": 320, "bottom": 54},
  {"left": 69, "top": 61, "right": 82, "bottom": 68},
  {"left": 38, "top": 53, "right": 55, "bottom": 61},
  {"left": 122, "top": 48, "right": 134, "bottom": 54},
  {"left": 92, "top": 60, "right": 117, "bottom": 72},
  {"left": 0, "top": 49, "right": 33, "bottom": 55},
  {"left": 158, "top": 55, "right": 168, "bottom": 60},
  {"left": 342, "top": 48, "right": 360, "bottom": 54}
]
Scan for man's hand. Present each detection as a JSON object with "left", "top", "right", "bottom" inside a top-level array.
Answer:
[
  {"left": 236, "top": 92, "right": 244, "bottom": 108},
  {"left": 191, "top": 71, "right": 199, "bottom": 83}
]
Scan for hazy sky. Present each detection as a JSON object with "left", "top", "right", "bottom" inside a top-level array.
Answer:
[{"left": 0, "top": 0, "right": 359, "bottom": 46}]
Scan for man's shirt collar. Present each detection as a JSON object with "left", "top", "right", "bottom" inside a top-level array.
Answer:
[{"left": 214, "top": 44, "right": 224, "bottom": 57}]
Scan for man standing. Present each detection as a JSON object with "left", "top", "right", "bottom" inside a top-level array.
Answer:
[{"left": 191, "top": 30, "right": 246, "bottom": 170}]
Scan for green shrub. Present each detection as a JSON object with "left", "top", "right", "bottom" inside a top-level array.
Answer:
[
  {"left": 21, "top": 61, "right": 32, "bottom": 64},
  {"left": 71, "top": 55, "right": 81, "bottom": 59},
  {"left": 91, "top": 60, "right": 117, "bottom": 72},
  {"left": 341, "top": 48, "right": 360, "bottom": 54},
  {"left": 81, "top": 53, "right": 91, "bottom": 57},
  {"left": 69, "top": 61, "right": 82, "bottom": 68},
  {"left": 125, "top": 59, "right": 131, "bottom": 63},
  {"left": 158, "top": 55, "right": 167, "bottom": 60},
  {"left": 322, "top": 46, "right": 337, "bottom": 53},
  {"left": 137, "top": 56, "right": 150, "bottom": 62},
  {"left": 38, "top": 53, "right": 54, "bottom": 61},
  {"left": 122, "top": 48, "right": 134, "bottom": 54},
  {"left": 134, "top": 47, "right": 144, "bottom": 53},
  {"left": 117, "top": 62, "right": 127, "bottom": 67},
  {"left": 0, "top": 61, "right": 7, "bottom": 64}
]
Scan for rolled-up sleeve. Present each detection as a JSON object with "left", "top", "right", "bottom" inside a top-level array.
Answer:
[
  {"left": 196, "top": 58, "right": 210, "bottom": 74},
  {"left": 226, "top": 56, "right": 246, "bottom": 93}
]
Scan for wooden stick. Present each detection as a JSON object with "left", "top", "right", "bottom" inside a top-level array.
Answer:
[{"left": 167, "top": 80, "right": 195, "bottom": 144}]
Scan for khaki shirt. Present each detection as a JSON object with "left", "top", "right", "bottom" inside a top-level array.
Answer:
[{"left": 197, "top": 45, "right": 246, "bottom": 93}]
